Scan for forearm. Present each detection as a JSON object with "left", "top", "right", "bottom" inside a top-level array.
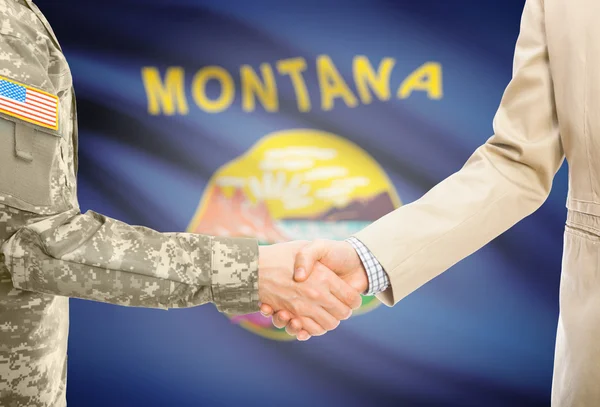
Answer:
[
  {"left": 355, "top": 0, "right": 563, "bottom": 306},
  {"left": 346, "top": 236, "right": 390, "bottom": 295},
  {"left": 355, "top": 149, "right": 545, "bottom": 305},
  {"left": 1, "top": 209, "right": 259, "bottom": 314}
]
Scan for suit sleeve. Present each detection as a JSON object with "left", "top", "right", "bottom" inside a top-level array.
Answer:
[{"left": 354, "top": 0, "right": 564, "bottom": 306}]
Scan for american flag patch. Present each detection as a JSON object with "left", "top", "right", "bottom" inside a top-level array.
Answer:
[{"left": 0, "top": 76, "right": 59, "bottom": 131}]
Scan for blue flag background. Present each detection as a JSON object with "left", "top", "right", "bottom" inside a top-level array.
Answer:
[{"left": 34, "top": 0, "right": 567, "bottom": 406}]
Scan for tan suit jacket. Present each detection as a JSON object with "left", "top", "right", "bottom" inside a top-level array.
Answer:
[{"left": 355, "top": 0, "right": 599, "bottom": 405}]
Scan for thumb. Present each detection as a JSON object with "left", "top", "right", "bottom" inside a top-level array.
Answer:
[{"left": 294, "top": 240, "right": 329, "bottom": 282}]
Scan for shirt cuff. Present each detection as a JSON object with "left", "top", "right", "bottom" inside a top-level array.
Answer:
[
  {"left": 210, "top": 236, "right": 259, "bottom": 315},
  {"left": 346, "top": 237, "right": 390, "bottom": 296}
]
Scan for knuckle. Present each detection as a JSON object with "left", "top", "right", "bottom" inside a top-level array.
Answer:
[
  {"left": 346, "top": 291, "right": 359, "bottom": 306},
  {"left": 291, "top": 299, "right": 304, "bottom": 315},
  {"left": 325, "top": 297, "right": 339, "bottom": 312},
  {"left": 298, "top": 247, "right": 310, "bottom": 258},
  {"left": 314, "top": 270, "right": 328, "bottom": 283},
  {"left": 306, "top": 288, "right": 320, "bottom": 300}
]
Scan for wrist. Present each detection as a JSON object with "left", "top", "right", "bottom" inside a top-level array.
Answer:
[
  {"left": 257, "top": 245, "right": 269, "bottom": 303},
  {"left": 342, "top": 241, "right": 369, "bottom": 293},
  {"left": 211, "top": 236, "right": 259, "bottom": 315},
  {"left": 256, "top": 244, "right": 287, "bottom": 308},
  {"left": 354, "top": 263, "right": 369, "bottom": 294}
]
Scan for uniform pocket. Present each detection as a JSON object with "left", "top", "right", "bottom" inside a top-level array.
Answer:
[{"left": 0, "top": 114, "right": 66, "bottom": 213}]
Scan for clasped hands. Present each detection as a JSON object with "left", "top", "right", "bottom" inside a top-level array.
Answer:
[{"left": 257, "top": 240, "right": 368, "bottom": 341}]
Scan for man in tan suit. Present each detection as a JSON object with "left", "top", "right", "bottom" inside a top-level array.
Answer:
[{"left": 261, "top": 0, "right": 595, "bottom": 404}]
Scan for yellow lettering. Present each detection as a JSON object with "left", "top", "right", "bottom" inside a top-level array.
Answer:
[
  {"left": 353, "top": 56, "right": 395, "bottom": 104},
  {"left": 317, "top": 55, "right": 358, "bottom": 111},
  {"left": 141, "top": 67, "right": 188, "bottom": 116},
  {"left": 240, "top": 63, "right": 278, "bottom": 112},
  {"left": 397, "top": 62, "right": 443, "bottom": 99},
  {"left": 277, "top": 58, "right": 311, "bottom": 112},
  {"left": 192, "top": 67, "right": 235, "bottom": 113}
]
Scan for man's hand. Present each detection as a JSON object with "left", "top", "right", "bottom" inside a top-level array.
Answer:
[
  {"left": 257, "top": 241, "right": 362, "bottom": 337},
  {"left": 260, "top": 240, "right": 369, "bottom": 340},
  {"left": 295, "top": 240, "right": 368, "bottom": 292}
]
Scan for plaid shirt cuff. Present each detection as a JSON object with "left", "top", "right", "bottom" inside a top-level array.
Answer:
[{"left": 346, "top": 237, "right": 390, "bottom": 296}]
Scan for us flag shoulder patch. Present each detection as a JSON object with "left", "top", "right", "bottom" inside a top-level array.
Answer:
[{"left": 0, "top": 76, "right": 59, "bottom": 131}]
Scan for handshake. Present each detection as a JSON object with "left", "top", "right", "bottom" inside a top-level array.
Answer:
[{"left": 257, "top": 239, "right": 370, "bottom": 341}]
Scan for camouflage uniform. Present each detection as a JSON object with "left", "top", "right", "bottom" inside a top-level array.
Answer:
[{"left": 0, "top": 1, "right": 259, "bottom": 405}]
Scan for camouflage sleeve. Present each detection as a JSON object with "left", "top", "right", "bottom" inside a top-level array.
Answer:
[
  {"left": 0, "top": 1, "right": 258, "bottom": 315},
  {"left": 1, "top": 209, "right": 259, "bottom": 314}
]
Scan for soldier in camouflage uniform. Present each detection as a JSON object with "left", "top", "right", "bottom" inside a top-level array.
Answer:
[{"left": 0, "top": 1, "right": 362, "bottom": 405}]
